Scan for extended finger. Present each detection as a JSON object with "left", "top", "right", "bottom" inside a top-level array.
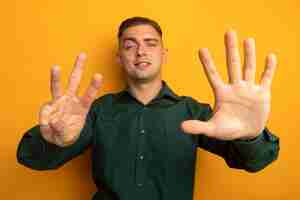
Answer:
[
  {"left": 81, "top": 73, "right": 103, "bottom": 108},
  {"left": 181, "top": 120, "right": 215, "bottom": 137},
  {"left": 51, "top": 65, "right": 63, "bottom": 100},
  {"left": 198, "top": 48, "right": 224, "bottom": 90},
  {"left": 260, "top": 53, "right": 277, "bottom": 89},
  {"left": 225, "top": 30, "right": 242, "bottom": 83},
  {"left": 67, "top": 53, "right": 87, "bottom": 95},
  {"left": 243, "top": 38, "right": 256, "bottom": 83}
]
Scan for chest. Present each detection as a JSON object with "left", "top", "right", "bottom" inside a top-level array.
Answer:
[{"left": 93, "top": 103, "right": 198, "bottom": 163}]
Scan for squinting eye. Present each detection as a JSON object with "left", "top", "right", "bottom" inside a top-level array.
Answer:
[
  {"left": 124, "top": 44, "right": 136, "bottom": 50},
  {"left": 148, "top": 43, "right": 157, "bottom": 47}
]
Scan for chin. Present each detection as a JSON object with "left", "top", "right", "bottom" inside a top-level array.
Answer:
[{"left": 130, "top": 75, "right": 156, "bottom": 83}]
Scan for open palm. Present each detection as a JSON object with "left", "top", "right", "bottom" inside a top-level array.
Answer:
[{"left": 181, "top": 31, "right": 277, "bottom": 140}]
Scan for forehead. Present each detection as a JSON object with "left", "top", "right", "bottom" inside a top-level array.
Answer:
[{"left": 120, "top": 24, "right": 162, "bottom": 41}]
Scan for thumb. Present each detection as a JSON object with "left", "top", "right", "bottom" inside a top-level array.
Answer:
[{"left": 181, "top": 120, "right": 214, "bottom": 136}]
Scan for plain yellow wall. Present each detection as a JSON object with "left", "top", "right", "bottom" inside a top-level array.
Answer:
[{"left": 2, "top": 0, "right": 298, "bottom": 199}]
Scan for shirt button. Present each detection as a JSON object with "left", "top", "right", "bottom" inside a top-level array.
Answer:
[
  {"left": 137, "top": 183, "right": 143, "bottom": 187},
  {"left": 140, "top": 129, "right": 145, "bottom": 134},
  {"left": 139, "top": 155, "right": 144, "bottom": 160}
]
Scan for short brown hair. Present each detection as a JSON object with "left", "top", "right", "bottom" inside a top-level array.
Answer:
[{"left": 118, "top": 16, "right": 162, "bottom": 39}]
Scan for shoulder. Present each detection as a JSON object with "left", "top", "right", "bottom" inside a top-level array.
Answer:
[
  {"left": 93, "top": 93, "right": 115, "bottom": 105},
  {"left": 88, "top": 93, "right": 117, "bottom": 114},
  {"left": 183, "top": 96, "right": 212, "bottom": 120},
  {"left": 184, "top": 96, "right": 211, "bottom": 110}
]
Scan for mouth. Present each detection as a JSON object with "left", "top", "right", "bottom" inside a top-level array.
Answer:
[{"left": 134, "top": 61, "right": 151, "bottom": 69}]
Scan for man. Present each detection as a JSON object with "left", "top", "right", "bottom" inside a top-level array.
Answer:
[{"left": 17, "top": 17, "right": 279, "bottom": 200}]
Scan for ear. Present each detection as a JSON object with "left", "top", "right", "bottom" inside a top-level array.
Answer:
[{"left": 162, "top": 48, "right": 168, "bottom": 65}]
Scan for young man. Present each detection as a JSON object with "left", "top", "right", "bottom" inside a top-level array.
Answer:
[{"left": 17, "top": 17, "right": 280, "bottom": 200}]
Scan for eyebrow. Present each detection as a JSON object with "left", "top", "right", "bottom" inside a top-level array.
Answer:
[{"left": 122, "top": 37, "right": 160, "bottom": 43}]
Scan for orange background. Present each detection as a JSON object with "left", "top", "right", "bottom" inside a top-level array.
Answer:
[{"left": 2, "top": 0, "right": 298, "bottom": 199}]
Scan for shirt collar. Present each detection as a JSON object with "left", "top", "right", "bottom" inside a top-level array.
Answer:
[{"left": 118, "top": 80, "right": 181, "bottom": 102}]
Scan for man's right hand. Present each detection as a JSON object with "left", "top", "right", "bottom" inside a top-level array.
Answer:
[{"left": 39, "top": 53, "right": 103, "bottom": 147}]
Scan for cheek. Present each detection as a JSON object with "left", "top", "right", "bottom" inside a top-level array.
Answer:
[
  {"left": 120, "top": 54, "right": 134, "bottom": 65},
  {"left": 120, "top": 55, "right": 136, "bottom": 71},
  {"left": 153, "top": 53, "right": 164, "bottom": 64}
]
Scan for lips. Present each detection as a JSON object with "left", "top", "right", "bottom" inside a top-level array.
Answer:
[{"left": 134, "top": 61, "right": 151, "bottom": 68}]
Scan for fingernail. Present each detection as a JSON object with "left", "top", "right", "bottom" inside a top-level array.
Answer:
[{"left": 79, "top": 52, "right": 87, "bottom": 59}]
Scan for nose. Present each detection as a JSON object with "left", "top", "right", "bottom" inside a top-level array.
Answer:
[{"left": 137, "top": 45, "right": 147, "bottom": 57}]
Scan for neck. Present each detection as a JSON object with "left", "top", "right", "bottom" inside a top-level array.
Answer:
[{"left": 127, "top": 78, "right": 163, "bottom": 105}]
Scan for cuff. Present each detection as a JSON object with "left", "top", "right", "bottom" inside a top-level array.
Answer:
[
  {"left": 28, "top": 125, "right": 66, "bottom": 156},
  {"left": 231, "top": 127, "right": 279, "bottom": 162}
]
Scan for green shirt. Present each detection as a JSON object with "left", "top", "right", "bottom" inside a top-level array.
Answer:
[{"left": 17, "top": 80, "right": 279, "bottom": 200}]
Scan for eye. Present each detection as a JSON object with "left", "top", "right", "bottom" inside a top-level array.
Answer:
[
  {"left": 147, "top": 42, "right": 157, "bottom": 47},
  {"left": 123, "top": 41, "right": 137, "bottom": 50},
  {"left": 124, "top": 45, "right": 134, "bottom": 49}
]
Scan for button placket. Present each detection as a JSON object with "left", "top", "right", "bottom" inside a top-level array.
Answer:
[{"left": 135, "top": 106, "right": 147, "bottom": 187}]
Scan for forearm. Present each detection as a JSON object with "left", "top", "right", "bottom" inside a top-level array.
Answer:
[
  {"left": 17, "top": 125, "right": 92, "bottom": 170},
  {"left": 227, "top": 127, "right": 279, "bottom": 172},
  {"left": 198, "top": 127, "right": 279, "bottom": 172}
]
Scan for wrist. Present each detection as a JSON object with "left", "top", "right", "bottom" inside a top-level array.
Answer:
[{"left": 238, "top": 133, "right": 262, "bottom": 142}]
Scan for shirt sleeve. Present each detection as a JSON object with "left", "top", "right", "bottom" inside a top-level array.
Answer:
[
  {"left": 16, "top": 101, "right": 98, "bottom": 170},
  {"left": 186, "top": 97, "right": 280, "bottom": 173}
]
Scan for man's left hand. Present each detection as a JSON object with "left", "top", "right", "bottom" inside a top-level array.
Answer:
[{"left": 181, "top": 30, "right": 277, "bottom": 140}]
